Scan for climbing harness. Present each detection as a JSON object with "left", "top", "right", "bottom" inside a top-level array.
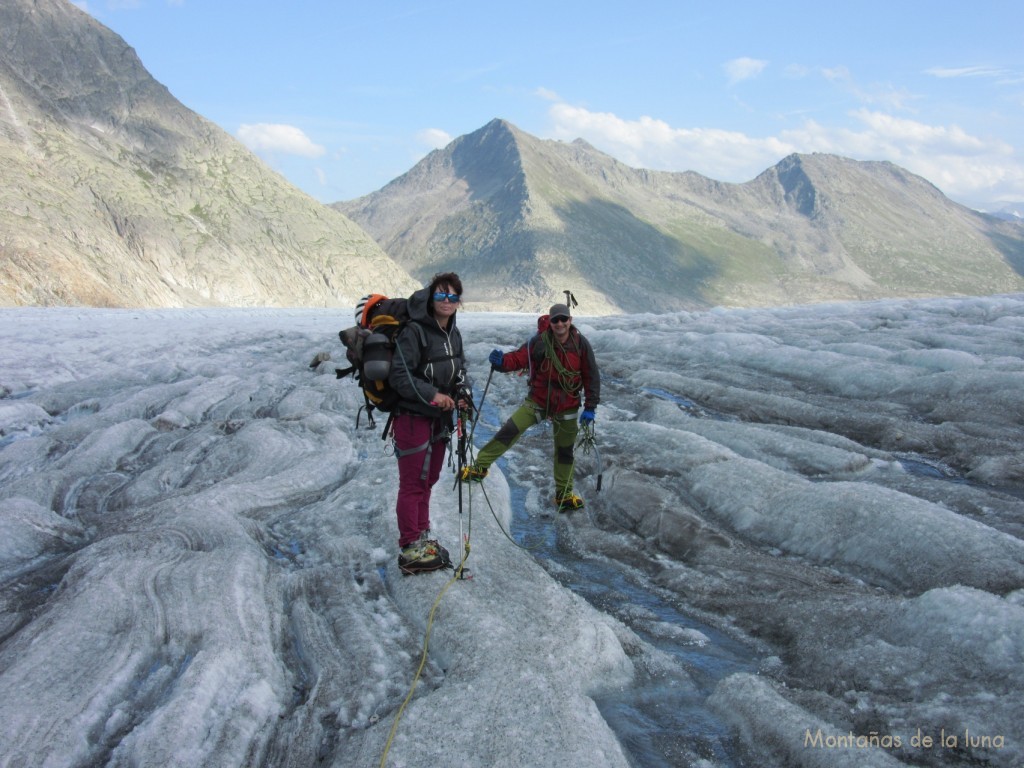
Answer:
[{"left": 389, "top": 415, "right": 452, "bottom": 481}]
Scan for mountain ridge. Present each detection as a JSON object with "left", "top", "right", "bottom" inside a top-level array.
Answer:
[
  {"left": 336, "top": 119, "right": 1024, "bottom": 314},
  {"left": 3, "top": 1, "right": 1023, "bottom": 314},
  {"left": 0, "top": 0, "right": 418, "bottom": 308}
]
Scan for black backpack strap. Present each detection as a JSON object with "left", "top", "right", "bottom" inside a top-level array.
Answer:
[
  {"left": 409, "top": 320, "right": 428, "bottom": 351},
  {"left": 400, "top": 321, "right": 431, "bottom": 376},
  {"left": 525, "top": 333, "right": 544, "bottom": 384}
]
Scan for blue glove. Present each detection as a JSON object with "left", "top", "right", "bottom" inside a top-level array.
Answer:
[
  {"left": 488, "top": 349, "right": 504, "bottom": 368},
  {"left": 580, "top": 409, "right": 595, "bottom": 425}
]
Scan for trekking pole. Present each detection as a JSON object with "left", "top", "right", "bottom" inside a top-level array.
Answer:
[
  {"left": 468, "top": 367, "right": 494, "bottom": 442},
  {"left": 454, "top": 402, "right": 472, "bottom": 579}
]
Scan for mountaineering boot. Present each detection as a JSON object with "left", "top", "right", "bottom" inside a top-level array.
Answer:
[
  {"left": 459, "top": 464, "right": 488, "bottom": 483},
  {"left": 555, "top": 492, "right": 585, "bottom": 513},
  {"left": 418, "top": 531, "right": 451, "bottom": 564},
  {"left": 398, "top": 539, "right": 446, "bottom": 574}
]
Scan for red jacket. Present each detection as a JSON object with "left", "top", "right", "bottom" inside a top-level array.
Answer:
[{"left": 499, "top": 319, "right": 600, "bottom": 416}]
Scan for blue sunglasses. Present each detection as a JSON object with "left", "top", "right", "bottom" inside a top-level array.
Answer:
[{"left": 433, "top": 291, "right": 461, "bottom": 303}]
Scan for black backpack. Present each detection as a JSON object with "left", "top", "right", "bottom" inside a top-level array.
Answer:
[{"left": 336, "top": 294, "right": 426, "bottom": 428}]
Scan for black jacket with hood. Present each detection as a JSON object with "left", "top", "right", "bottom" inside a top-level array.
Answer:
[{"left": 387, "top": 286, "right": 467, "bottom": 418}]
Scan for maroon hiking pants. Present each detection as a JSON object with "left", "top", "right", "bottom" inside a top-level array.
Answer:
[{"left": 393, "top": 412, "right": 449, "bottom": 547}]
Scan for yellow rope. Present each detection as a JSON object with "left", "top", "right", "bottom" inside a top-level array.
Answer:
[
  {"left": 379, "top": 444, "right": 475, "bottom": 766},
  {"left": 378, "top": 568, "right": 459, "bottom": 767},
  {"left": 381, "top": 384, "right": 578, "bottom": 762}
]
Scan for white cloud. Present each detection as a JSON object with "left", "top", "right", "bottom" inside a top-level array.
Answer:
[
  {"left": 925, "top": 65, "right": 1007, "bottom": 79},
  {"left": 855, "top": 110, "right": 1001, "bottom": 154},
  {"left": 545, "top": 102, "right": 1024, "bottom": 204},
  {"left": 772, "top": 111, "right": 1019, "bottom": 201},
  {"left": 236, "top": 123, "right": 325, "bottom": 158},
  {"left": 415, "top": 128, "right": 453, "bottom": 150},
  {"left": 548, "top": 103, "right": 792, "bottom": 182},
  {"left": 724, "top": 57, "right": 768, "bottom": 84},
  {"left": 535, "top": 87, "right": 561, "bottom": 102},
  {"left": 821, "top": 66, "right": 852, "bottom": 83}
]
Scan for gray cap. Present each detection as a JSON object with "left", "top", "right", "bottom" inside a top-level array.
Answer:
[{"left": 548, "top": 303, "right": 571, "bottom": 318}]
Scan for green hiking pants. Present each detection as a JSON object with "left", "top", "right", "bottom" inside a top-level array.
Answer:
[{"left": 475, "top": 399, "right": 579, "bottom": 497}]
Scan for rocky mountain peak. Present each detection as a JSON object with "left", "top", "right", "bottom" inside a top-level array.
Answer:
[
  {"left": 0, "top": 0, "right": 418, "bottom": 308},
  {"left": 2, "top": 0, "right": 160, "bottom": 132},
  {"left": 769, "top": 154, "right": 820, "bottom": 218},
  {"left": 448, "top": 118, "right": 527, "bottom": 201}
]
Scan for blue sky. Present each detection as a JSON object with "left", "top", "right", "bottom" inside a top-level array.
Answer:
[{"left": 78, "top": 1, "right": 1023, "bottom": 210}]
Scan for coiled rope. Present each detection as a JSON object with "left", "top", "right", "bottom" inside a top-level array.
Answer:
[{"left": 540, "top": 331, "right": 582, "bottom": 396}]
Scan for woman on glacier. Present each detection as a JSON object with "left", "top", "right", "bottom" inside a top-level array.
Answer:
[{"left": 387, "top": 272, "right": 469, "bottom": 574}]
